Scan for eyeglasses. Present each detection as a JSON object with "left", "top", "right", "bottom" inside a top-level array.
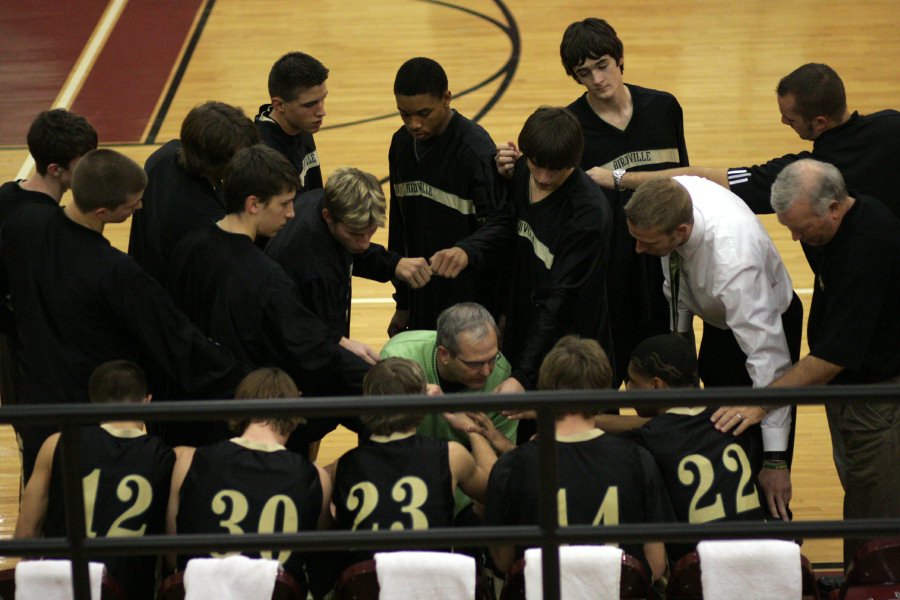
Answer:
[{"left": 453, "top": 352, "right": 500, "bottom": 370}]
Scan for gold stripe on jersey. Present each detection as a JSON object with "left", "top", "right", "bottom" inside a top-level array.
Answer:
[
  {"left": 230, "top": 437, "right": 286, "bottom": 452},
  {"left": 100, "top": 424, "right": 146, "bottom": 438},
  {"left": 666, "top": 406, "right": 707, "bottom": 416},
  {"left": 557, "top": 428, "right": 605, "bottom": 443},
  {"left": 393, "top": 181, "right": 476, "bottom": 216},
  {"left": 370, "top": 431, "right": 417, "bottom": 443},
  {"left": 300, "top": 150, "right": 319, "bottom": 188},
  {"left": 517, "top": 219, "right": 554, "bottom": 269},
  {"left": 601, "top": 148, "right": 681, "bottom": 171}
]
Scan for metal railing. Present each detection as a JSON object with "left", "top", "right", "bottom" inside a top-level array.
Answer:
[{"left": 2, "top": 384, "right": 899, "bottom": 600}]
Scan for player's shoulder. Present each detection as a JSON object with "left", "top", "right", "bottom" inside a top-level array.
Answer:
[
  {"left": 381, "top": 330, "right": 436, "bottom": 354},
  {"left": 450, "top": 113, "right": 497, "bottom": 157},
  {"left": 145, "top": 139, "right": 181, "bottom": 171},
  {"left": 628, "top": 83, "right": 681, "bottom": 107},
  {"left": 862, "top": 108, "right": 900, "bottom": 123}
]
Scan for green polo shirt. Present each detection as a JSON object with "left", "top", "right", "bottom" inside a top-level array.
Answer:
[{"left": 381, "top": 330, "right": 518, "bottom": 515}]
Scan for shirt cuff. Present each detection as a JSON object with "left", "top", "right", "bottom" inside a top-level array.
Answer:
[{"left": 760, "top": 405, "right": 791, "bottom": 452}]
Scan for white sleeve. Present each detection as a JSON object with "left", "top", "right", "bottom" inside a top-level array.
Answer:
[{"left": 716, "top": 258, "right": 793, "bottom": 451}]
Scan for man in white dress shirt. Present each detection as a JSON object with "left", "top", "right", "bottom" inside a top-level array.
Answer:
[{"left": 624, "top": 175, "right": 802, "bottom": 521}]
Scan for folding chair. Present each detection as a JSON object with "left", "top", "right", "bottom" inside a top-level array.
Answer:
[
  {"left": 840, "top": 538, "right": 900, "bottom": 600},
  {"left": 333, "top": 560, "right": 378, "bottom": 600}
]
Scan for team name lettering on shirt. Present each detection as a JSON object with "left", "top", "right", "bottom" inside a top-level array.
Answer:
[
  {"left": 605, "top": 148, "right": 681, "bottom": 171},
  {"left": 393, "top": 181, "right": 475, "bottom": 216},
  {"left": 517, "top": 219, "right": 554, "bottom": 269},
  {"left": 299, "top": 151, "right": 320, "bottom": 188}
]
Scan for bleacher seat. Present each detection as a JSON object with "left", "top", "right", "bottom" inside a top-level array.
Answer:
[{"left": 839, "top": 538, "right": 900, "bottom": 600}]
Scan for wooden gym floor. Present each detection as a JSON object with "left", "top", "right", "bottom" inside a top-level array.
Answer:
[{"left": 1, "top": 0, "right": 898, "bottom": 569}]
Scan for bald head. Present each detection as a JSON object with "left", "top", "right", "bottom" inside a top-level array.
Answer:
[
  {"left": 770, "top": 158, "right": 848, "bottom": 216},
  {"left": 772, "top": 159, "right": 851, "bottom": 246}
]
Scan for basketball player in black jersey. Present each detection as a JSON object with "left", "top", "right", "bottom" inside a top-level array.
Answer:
[
  {"left": 167, "top": 367, "right": 330, "bottom": 594},
  {"left": 332, "top": 357, "right": 496, "bottom": 565},
  {"left": 486, "top": 336, "right": 673, "bottom": 582},
  {"left": 620, "top": 334, "right": 766, "bottom": 562},
  {"left": 255, "top": 52, "right": 328, "bottom": 193},
  {"left": 387, "top": 57, "right": 511, "bottom": 334},
  {"left": 0, "top": 109, "right": 98, "bottom": 475},
  {"left": 16, "top": 360, "right": 176, "bottom": 600}
]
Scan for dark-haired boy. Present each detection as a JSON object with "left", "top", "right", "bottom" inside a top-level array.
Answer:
[
  {"left": 494, "top": 107, "right": 612, "bottom": 401},
  {"left": 0, "top": 109, "right": 98, "bottom": 223},
  {"left": 255, "top": 51, "right": 328, "bottom": 192},
  {"left": 387, "top": 57, "right": 511, "bottom": 334},
  {"left": 167, "top": 145, "right": 372, "bottom": 448},
  {"left": 499, "top": 19, "right": 687, "bottom": 384},
  {"left": 16, "top": 361, "right": 176, "bottom": 600},
  {"left": 621, "top": 334, "right": 765, "bottom": 563},
  {"left": 128, "top": 101, "right": 259, "bottom": 284},
  {"left": 0, "top": 109, "right": 97, "bottom": 415}
]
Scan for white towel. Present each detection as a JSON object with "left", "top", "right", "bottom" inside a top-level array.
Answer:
[
  {"left": 183, "top": 556, "right": 279, "bottom": 600},
  {"left": 524, "top": 546, "right": 623, "bottom": 600},
  {"left": 375, "top": 551, "right": 475, "bottom": 600},
  {"left": 697, "top": 539, "right": 802, "bottom": 599},
  {"left": 15, "top": 559, "right": 104, "bottom": 600}
]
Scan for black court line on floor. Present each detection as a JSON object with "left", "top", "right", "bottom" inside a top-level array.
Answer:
[
  {"left": 328, "top": 0, "right": 520, "bottom": 135},
  {"left": 144, "top": 0, "right": 217, "bottom": 144}
]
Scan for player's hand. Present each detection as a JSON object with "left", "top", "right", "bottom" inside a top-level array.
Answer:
[
  {"left": 339, "top": 337, "right": 380, "bottom": 365},
  {"left": 468, "top": 411, "right": 516, "bottom": 453},
  {"left": 711, "top": 405, "right": 766, "bottom": 435},
  {"left": 395, "top": 257, "right": 431, "bottom": 288},
  {"left": 443, "top": 411, "right": 481, "bottom": 434},
  {"left": 387, "top": 309, "right": 409, "bottom": 337},
  {"left": 758, "top": 466, "right": 792, "bottom": 521},
  {"left": 495, "top": 141, "right": 520, "bottom": 180},
  {"left": 429, "top": 247, "right": 469, "bottom": 278},
  {"left": 501, "top": 409, "right": 536, "bottom": 421},
  {"left": 426, "top": 383, "right": 443, "bottom": 396},
  {"left": 586, "top": 167, "right": 616, "bottom": 189}
]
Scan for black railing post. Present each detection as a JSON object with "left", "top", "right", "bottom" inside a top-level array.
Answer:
[
  {"left": 536, "top": 406, "right": 560, "bottom": 600},
  {"left": 58, "top": 422, "right": 92, "bottom": 600}
]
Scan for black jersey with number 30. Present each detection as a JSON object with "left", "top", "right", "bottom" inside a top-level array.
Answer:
[{"left": 176, "top": 439, "right": 323, "bottom": 585}]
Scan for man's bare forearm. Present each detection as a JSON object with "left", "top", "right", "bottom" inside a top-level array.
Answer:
[{"left": 621, "top": 166, "right": 730, "bottom": 190}]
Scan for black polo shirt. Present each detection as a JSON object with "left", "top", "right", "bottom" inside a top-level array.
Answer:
[{"left": 804, "top": 194, "right": 900, "bottom": 383}]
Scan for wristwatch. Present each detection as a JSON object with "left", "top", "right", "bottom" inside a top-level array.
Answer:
[{"left": 612, "top": 168, "right": 627, "bottom": 191}]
